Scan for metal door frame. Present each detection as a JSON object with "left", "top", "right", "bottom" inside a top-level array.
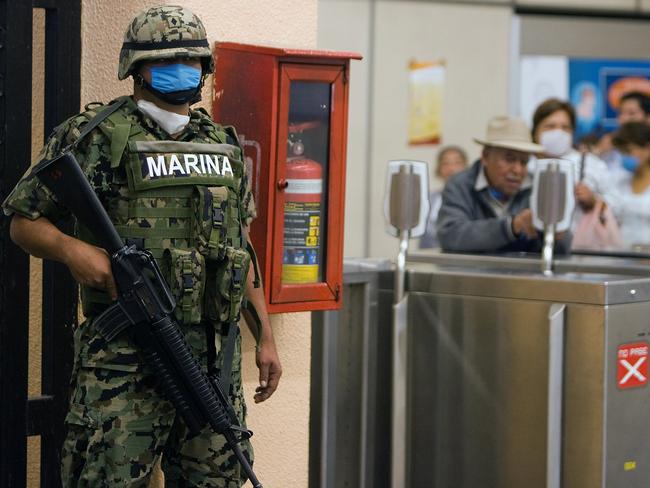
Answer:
[
  {"left": 0, "top": 1, "right": 80, "bottom": 486},
  {"left": 310, "top": 264, "right": 388, "bottom": 488}
]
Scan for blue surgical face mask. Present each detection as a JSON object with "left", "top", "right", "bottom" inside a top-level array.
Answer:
[
  {"left": 622, "top": 154, "right": 640, "bottom": 173},
  {"left": 149, "top": 63, "right": 201, "bottom": 93},
  {"left": 138, "top": 63, "right": 203, "bottom": 105}
]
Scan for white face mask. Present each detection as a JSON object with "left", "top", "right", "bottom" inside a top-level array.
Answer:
[
  {"left": 540, "top": 128, "right": 573, "bottom": 157},
  {"left": 136, "top": 99, "right": 190, "bottom": 135}
]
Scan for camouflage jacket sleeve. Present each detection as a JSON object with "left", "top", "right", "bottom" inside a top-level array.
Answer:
[
  {"left": 2, "top": 117, "right": 81, "bottom": 221},
  {"left": 241, "top": 161, "right": 257, "bottom": 226}
]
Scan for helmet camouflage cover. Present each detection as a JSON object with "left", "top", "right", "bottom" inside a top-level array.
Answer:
[{"left": 118, "top": 5, "right": 214, "bottom": 80}]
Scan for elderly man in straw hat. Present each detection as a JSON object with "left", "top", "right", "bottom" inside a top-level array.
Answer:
[{"left": 437, "top": 116, "right": 572, "bottom": 253}]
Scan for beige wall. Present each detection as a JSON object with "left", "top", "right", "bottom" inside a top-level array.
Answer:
[
  {"left": 319, "top": 0, "right": 512, "bottom": 258},
  {"left": 80, "top": 1, "right": 160, "bottom": 107},
  {"left": 16, "top": 1, "right": 318, "bottom": 487},
  {"left": 398, "top": 0, "right": 644, "bottom": 10},
  {"left": 317, "top": 1, "right": 372, "bottom": 258},
  {"left": 369, "top": 1, "right": 512, "bottom": 258},
  {"left": 520, "top": 15, "right": 650, "bottom": 59},
  {"left": 27, "top": 8, "right": 46, "bottom": 487},
  {"left": 517, "top": 0, "right": 637, "bottom": 8}
]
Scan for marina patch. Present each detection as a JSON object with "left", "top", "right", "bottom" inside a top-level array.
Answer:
[{"left": 140, "top": 153, "right": 235, "bottom": 179}]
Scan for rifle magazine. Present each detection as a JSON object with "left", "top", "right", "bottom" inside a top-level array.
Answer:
[{"left": 95, "top": 302, "right": 134, "bottom": 341}]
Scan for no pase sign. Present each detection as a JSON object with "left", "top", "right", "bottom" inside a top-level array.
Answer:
[{"left": 617, "top": 342, "right": 649, "bottom": 389}]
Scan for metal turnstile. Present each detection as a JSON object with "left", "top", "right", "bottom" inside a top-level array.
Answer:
[{"left": 311, "top": 255, "right": 650, "bottom": 488}]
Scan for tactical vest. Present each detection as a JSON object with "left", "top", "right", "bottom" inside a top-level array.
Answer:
[{"left": 77, "top": 98, "right": 254, "bottom": 327}]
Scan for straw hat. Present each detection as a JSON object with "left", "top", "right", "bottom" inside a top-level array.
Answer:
[{"left": 473, "top": 116, "right": 544, "bottom": 153}]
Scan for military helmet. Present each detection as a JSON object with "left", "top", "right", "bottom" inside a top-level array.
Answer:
[{"left": 118, "top": 5, "right": 214, "bottom": 80}]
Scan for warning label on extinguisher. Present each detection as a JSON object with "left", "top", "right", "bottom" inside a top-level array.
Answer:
[
  {"left": 617, "top": 342, "right": 648, "bottom": 389},
  {"left": 283, "top": 201, "right": 321, "bottom": 284}
]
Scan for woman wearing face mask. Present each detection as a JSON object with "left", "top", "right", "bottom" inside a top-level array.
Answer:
[
  {"left": 529, "top": 99, "right": 622, "bottom": 250},
  {"left": 531, "top": 98, "right": 611, "bottom": 212},
  {"left": 608, "top": 122, "right": 650, "bottom": 247}
]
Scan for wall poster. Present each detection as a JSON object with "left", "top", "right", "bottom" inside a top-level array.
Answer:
[{"left": 408, "top": 59, "right": 445, "bottom": 145}]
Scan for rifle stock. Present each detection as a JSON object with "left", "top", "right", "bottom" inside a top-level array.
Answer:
[{"left": 32, "top": 153, "right": 124, "bottom": 253}]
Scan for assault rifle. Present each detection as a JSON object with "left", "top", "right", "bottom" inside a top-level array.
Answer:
[{"left": 32, "top": 152, "right": 263, "bottom": 488}]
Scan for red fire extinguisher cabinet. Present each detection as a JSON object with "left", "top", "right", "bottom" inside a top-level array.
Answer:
[{"left": 212, "top": 42, "right": 361, "bottom": 313}]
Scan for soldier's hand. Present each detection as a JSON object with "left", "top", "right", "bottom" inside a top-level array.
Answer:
[
  {"left": 63, "top": 238, "right": 118, "bottom": 300},
  {"left": 254, "top": 337, "right": 282, "bottom": 403},
  {"left": 8, "top": 216, "right": 117, "bottom": 300}
]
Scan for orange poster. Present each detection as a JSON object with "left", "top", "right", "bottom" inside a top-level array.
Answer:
[{"left": 408, "top": 59, "right": 445, "bottom": 145}]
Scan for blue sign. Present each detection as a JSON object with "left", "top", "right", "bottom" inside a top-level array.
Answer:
[{"left": 569, "top": 58, "right": 650, "bottom": 140}]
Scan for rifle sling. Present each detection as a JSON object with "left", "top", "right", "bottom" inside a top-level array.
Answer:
[
  {"left": 28, "top": 98, "right": 129, "bottom": 180},
  {"left": 68, "top": 98, "right": 129, "bottom": 151},
  {"left": 206, "top": 320, "right": 217, "bottom": 374},
  {"left": 242, "top": 299, "right": 263, "bottom": 350},
  {"left": 205, "top": 319, "right": 238, "bottom": 397},
  {"left": 220, "top": 322, "right": 238, "bottom": 395}
]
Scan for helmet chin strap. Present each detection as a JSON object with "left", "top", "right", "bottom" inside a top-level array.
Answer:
[{"left": 135, "top": 73, "right": 204, "bottom": 106}]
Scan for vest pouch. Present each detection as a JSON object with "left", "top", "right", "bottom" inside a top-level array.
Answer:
[
  {"left": 193, "top": 186, "right": 231, "bottom": 261},
  {"left": 204, "top": 247, "right": 250, "bottom": 323},
  {"left": 161, "top": 248, "right": 206, "bottom": 325}
]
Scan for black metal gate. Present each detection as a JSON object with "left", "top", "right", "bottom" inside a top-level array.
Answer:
[{"left": 0, "top": 1, "right": 80, "bottom": 486}]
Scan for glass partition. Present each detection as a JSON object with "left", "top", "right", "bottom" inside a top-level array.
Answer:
[{"left": 281, "top": 81, "right": 331, "bottom": 285}]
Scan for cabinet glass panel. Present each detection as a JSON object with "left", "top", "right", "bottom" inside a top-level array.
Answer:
[{"left": 282, "top": 81, "right": 331, "bottom": 285}]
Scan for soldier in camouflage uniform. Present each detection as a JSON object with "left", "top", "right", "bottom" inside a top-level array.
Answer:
[{"left": 2, "top": 5, "right": 282, "bottom": 487}]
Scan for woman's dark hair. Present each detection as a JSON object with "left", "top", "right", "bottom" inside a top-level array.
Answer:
[
  {"left": 612, "top": 122, "right": 650, "bottom": 150},
  {"left": 621, "top": 91, "right": 650, "bottom": 116},
  {"left": 531, "top": 98, "right": 576, "bottom": 141}
]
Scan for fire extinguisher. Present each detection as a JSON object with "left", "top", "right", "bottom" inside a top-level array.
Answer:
[{"left": 282, "top": 141, "right": 323, "bottom": 284}]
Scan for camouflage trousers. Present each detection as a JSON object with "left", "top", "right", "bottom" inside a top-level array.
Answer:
[{"left": 60, "top": 317, "right": 252, "bottom": 487}]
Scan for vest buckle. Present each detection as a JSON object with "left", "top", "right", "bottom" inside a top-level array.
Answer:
[
  {"left": 212, "top": 207, "right": 224, "bottom": 228},
  {"left": 182, "top": 272, "right": 194, "bottom": 292},
  {"left": 232, "top": 266, "right": 243, "bottom": 288}
]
